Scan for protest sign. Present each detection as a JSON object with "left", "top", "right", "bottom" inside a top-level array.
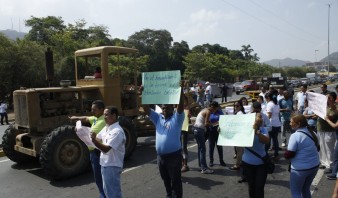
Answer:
[
  {"left": 75, "top": 121, "right": 96, "bottom": 148},
  {"left": 142, "top": 70, "right": 181, "bottom": 104},
  {"left": 306, "top": 92, "right": 327, "bottom": 119},
  {"left": 217, "top": 113, "right": 256, "bottom": 147}
]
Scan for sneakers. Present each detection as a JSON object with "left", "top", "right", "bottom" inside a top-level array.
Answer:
[
  {"left": 319, "top": 164, "right": 326, "bottom": 169},
  {"left": 281, "top": 143, "right": 287, "bottom": 147},
  {"left": 201, "top": 169, "right": 214, "bottom": 174},
  {"left": 229, "top": 165, "right": 240, "bottom": 171},
  {"left": 209, "top": 161, "right": 214, "bottom": 167},
  {"left": 181, "top": 165, "right": 189, "bottom": 172},
  {"left": 326, "top": 174, "right": 337, "bottom": 180}
]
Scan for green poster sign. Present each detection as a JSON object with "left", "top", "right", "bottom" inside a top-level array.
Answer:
[
  {"left": 142, "top": 70, "right": 181, "bottom": 104},
  {"left": 217, "top": 113, "right": 256, "bottom": 147}
]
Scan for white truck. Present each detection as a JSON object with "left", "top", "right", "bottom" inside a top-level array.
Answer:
[{"left": 306, "top": 73, "right": 317, "bottom": 85}]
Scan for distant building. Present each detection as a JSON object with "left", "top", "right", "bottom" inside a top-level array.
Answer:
[{"left": 306, "top": 60, "right": 338, "bottom": 71}]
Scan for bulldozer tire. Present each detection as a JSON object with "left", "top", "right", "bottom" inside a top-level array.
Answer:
[
  {"left": 119, "top": 116, "right": 137, "bottom": 159},
  {"left": 2, "top": 124, "right": 35, "bottom": 163},
  {"left": 39, "top": 125, "right": 89, "bottom": 180}
]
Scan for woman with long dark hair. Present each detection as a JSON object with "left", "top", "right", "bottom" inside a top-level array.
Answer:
[
  {"left": 284, "top": 114, "right": 320, "bottom": 197},
  {"left": 242, "top": 112, "right": 270, "bottom": 197},
  {"left": 265, "top": 92, "right": 281, "bottom": 160}
]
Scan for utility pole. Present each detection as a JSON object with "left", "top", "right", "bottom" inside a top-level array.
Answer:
[{"left": 327, "top": 4, "right": 331, "bottom": 76}]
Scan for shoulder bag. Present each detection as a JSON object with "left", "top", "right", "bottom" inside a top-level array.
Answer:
[{"left": 246, "top": 148, "right": 275, "bottom": 174}]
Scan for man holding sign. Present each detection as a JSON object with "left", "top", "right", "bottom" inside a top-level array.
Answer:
[
  {"left": 141, "top": 70, "right": 185, "bottom": 198},
  {"left": 314, "top": 92, "right": 338, "bottom": 171}
]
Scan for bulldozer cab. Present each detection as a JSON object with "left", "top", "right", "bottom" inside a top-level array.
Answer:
[{"left": 75, "top": 46, "right": 139, "bottom": 116}]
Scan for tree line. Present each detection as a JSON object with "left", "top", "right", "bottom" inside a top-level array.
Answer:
[{"left": 0, "top": 16, "right": 316, "bottom": 101}]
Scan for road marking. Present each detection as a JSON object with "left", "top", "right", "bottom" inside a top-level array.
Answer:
[
  {"left": 0, "top": 159, "right": 10, "bottom": 163},
  {"left": 311, "top": 169, "right": 324, "bottom": 195},
  {"left": 122, "top": 165, "right": 144, "bottom": 174}
]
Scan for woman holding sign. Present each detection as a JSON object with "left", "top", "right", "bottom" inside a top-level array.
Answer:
[{"left": 242, "top": 112, "right": 269, "bottom": 198}]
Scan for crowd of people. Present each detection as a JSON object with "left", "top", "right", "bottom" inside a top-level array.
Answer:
[
  {"left": 68, "top": 81, "right": 338, "bottom": 198},
  {"left": 182, "top": 83, "right": 338, "bottom": 197}
]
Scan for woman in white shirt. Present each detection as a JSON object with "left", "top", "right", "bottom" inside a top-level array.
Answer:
[{"left": 265, "top": 92, "right": 281, "bottom": 160}]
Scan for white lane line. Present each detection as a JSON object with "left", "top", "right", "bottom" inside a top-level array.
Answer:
[
  {"left": 311, "top": 169, "right": 324, "bottom": 195},
  {"left": 0, "top": 159, "right": 10, "bottom": 163},
  {"left": 122, "top": 143, "right": 198, "bottom": 174}
]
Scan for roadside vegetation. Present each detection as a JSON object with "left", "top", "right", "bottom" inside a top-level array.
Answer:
[{"left": 0, "top": 16, "right": 317, "bottom": 102}]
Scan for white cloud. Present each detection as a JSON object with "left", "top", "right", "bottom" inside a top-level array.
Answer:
[{"left": 175, "top": 8, "right": 237, "bottom": 44}]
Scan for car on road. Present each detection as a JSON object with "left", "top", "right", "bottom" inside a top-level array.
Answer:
[
  {"left": 235, "top": 80, "right": 259, "bottom": 95},
  {"left": 232, "top": 82, "right": 242, "bottom": 91},
  {"left": 287, "top": 79, "right": 301, "bottom": 88},
  {"left": 300, "top": 77, "right": 310, "bottom": 86}
]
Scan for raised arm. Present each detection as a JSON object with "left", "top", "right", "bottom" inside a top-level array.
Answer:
[
  {"left": 177, "top": 86, "right": 184, "bottom": 114},
  {"left": 139, "top": 85, "right": 151, "bottom": 116}
]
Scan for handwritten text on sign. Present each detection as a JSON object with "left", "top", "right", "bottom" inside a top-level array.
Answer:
[
  {"left": 306, "top": 92, "right": 327, "bottom": 119},
  {"left": 142, "top": 70, "right": 181, "bottom": 104},
  {"left": 217, "top": 113, "right": 256, "bottom": 147}
]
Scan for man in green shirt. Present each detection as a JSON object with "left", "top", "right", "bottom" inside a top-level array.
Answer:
[{"left": 70, "top": 100, "right": 106, "bottom": 198}]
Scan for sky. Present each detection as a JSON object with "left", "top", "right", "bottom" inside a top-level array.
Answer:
[{"left": 0, "top": 0, "right": 337, "bottom": 62}]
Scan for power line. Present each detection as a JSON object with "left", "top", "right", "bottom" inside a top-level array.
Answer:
[{"left": 219, "top": 0, "right": 318, "bottom": 45}]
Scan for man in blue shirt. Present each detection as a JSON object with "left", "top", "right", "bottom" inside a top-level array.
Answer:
[
  {"left": 279, "top": 90, "right": 293, "bottom": 147},
  {"left": 142, "top": 85, "right": 185, "bottom": 198}
]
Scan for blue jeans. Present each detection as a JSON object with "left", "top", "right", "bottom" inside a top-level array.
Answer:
[
  {"left": 193, "top": 127, "right": 208, "bottom": 170},
  {"left": 330, "top": 140, "right": 338, "bottom": 177},
  {"left": 90, "top": 150, "right": 106, "bottom": 198},
  {"left": 157, "top": 150, "right": 183, "bottom": 198},
  {"left": 290, "top": 166, "right": 318, "bottom": 198},
  {"left": 197, "top": 96, "right": 204, "bottom": 107},
  {"left": 265, "top": 126, "right": 280, "bottom": 157},
  {"left": 281, "top": 120, "right": 291, "bottom": 144},
  {"left": 101, "top": 166, "right": 122, "bottom": 198}
]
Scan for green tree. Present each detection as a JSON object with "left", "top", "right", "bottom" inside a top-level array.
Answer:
[
  {"left": 127, "top": 29, "right": 173, "bottom": 71},
  {"left": 169, "top": 41, "right": 190, "bottom": 74},
  {"left": 25, "top": 16, "right": 66, "bottom": 45}
]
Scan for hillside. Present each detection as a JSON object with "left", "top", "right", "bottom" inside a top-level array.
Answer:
[
  {"left": 0, "top": 29, "right": 26, "bottom": 40},
  {"left": 263, "top": 58, "right": 309, "bottom": 67},
  {"left": 321, "top": 51, "right": 338, "bottom": 61}
]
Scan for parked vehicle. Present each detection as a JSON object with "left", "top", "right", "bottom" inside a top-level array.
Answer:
[
  {"left": 300, "top": 77, "right": 310, "bottom": 86},
  {"left": 232, "top": 82, "right": 242, "bottom": 91},
  {"left": 287, "top": 79, "right": 301, "bottom": 88},
  {"left": 235, "top": 80, "right": 259, "bottom": 95}
]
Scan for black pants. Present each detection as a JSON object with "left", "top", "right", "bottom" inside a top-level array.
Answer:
[
  {"left": 209, "top": 126, "right": 223, "bottom": 163},
  {"left": 265, "top": 126, "right": 280, "bottom": 157},
  {"left": 242, "top": 161, "right": 268, "bottom": 198},
  {"left": 181, "top": 131, "right": 188, "bottom": 160},
  {"left": 157, "top": 150, "right": 183, "bottom": 198},
  {"left": 0, "top": 112, "right": 8, "bottom": 125},
  {"left": 221, "top": 94, "right": 227, "bottom": 102}
]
